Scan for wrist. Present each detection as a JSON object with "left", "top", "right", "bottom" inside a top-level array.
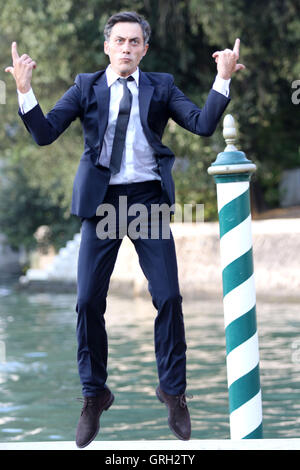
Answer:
[
  {"left": 217, "top": 72, "right": 231, "bottom": 81},
  {"left": 17, "top": 83, "right": 31, "bottom": 94}
]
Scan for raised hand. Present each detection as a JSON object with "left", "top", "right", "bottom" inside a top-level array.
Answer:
[
  {"left": 5, "top": 42, "right": 36, "bottom": 93},
  {"left": 212, "top": 38, "right": 245, "bottom": 80}
]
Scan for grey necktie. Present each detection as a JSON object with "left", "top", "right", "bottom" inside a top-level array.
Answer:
[{"left": 109, "top": 77, "right": 134, "bottom": 175}]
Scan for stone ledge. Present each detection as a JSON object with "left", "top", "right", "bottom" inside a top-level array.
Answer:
[{"left": 17, "top": 219, "right": 300, "bottom": 301}]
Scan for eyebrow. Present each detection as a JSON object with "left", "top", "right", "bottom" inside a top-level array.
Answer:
[{"left": 115, "top": 35, "right": 141, "bottom": 41}]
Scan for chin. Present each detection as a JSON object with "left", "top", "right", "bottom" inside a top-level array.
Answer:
[
  {"left": 115, "top": 62, "right": 135, "bottom": 76},
  {"left": 119, "top": 68, "right": 133, "bottom": 77}
]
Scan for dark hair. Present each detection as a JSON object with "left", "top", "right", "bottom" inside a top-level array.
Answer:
[{"left": 104, "top": 11, "right": 151, "bottom": 44}]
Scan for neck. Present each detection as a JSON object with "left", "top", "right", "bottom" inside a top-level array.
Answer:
[{"left": 110, "top": 64, "right": 138, "bottom": 78}]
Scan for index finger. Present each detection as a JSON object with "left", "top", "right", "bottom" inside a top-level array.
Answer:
[
  {"left": 233, "top": 38, "right": 240, "bottom": 56},
  {"left": 11, "top": 41, "right": 19, "bottom": 62}
]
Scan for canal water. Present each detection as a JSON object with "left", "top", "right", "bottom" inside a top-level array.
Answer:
[{"left": 0, "top": 278, "right": 300, "bottom": 443}]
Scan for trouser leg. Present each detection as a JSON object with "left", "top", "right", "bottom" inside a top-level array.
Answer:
[
  {"left": 130, "top": 221, "right": 187, "bottom": 396},
  {"left": 76, "top": 216, "right": 122, "bottom": 397}
]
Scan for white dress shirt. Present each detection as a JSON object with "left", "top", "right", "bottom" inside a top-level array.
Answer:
[
  {"left": 18, "top": 68, "right": 230, "bottom": 185},
  {"left": 98, "top": 65, "right": 161, "bottom": 184}
]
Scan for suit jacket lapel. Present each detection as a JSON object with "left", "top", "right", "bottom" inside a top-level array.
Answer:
[
  {"left": 93, "top": 72, "right": 111, "bottom": 149},
  {"left": 138, "top": 71, "right": 154, "bottom": 141}
]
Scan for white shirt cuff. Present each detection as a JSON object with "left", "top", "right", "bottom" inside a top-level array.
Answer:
[
  {"left": 17, "top": 88, "right": 38, "bottom": 114},
  {"left": 212, "top": 75, "right": 231, "bottom": 97}
]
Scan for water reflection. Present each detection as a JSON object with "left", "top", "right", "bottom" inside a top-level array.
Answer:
[{"left": 0, "top": 280, "right": 300, "bottom": 442}]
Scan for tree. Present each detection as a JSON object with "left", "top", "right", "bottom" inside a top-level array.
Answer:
[
  {"left": 187, "top": 0, "right": 300, "bottom": 208},
  {"left": 0, "top": 149, "right": 80, "bottom": 252}
]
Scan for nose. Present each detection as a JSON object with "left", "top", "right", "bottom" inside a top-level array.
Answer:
[{"left": 121, "top": 39, "right": 131, "bottom": 54}]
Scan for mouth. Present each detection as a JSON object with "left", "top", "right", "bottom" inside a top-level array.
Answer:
[{"left": 120, "top": 58, "right": 132, "bottom": 63}]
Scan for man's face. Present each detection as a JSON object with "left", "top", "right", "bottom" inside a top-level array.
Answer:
[{"left": 104, "top": 22, "right": 149, "bottom": 77}]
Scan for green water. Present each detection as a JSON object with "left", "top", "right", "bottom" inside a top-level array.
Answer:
[{"left": 0, "top": 279, "right": 300, "bottom": 442}]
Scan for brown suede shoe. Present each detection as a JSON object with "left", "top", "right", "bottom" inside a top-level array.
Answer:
[
  {"left": 156, "top": 385, "right": 191, "bottom": 440},
  {"left": 75, "top": 388, "right": 114, "bottom": 448}
]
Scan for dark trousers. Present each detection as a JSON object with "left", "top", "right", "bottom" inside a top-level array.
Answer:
[{"left": 76, "top": 181, "right": 187, "bottom": 397}]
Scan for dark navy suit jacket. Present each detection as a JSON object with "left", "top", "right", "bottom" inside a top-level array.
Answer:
[{"left": 19, "top": 69, "right": 230, "bottom": 218}]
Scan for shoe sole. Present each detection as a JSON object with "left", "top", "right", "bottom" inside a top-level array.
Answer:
[
  {"left": 156, "top": 387, "right": 190, "bottom": 441},
  {"left": 76, "top": 392, "right": 115, "bottom": 449}
]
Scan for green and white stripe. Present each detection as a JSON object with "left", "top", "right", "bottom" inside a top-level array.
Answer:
[
  {"left": 217, "top": 180, "right": 263, "bottom": 439},
  {"left": 208, "top": 114, "right": 263, "bottom": 440}
]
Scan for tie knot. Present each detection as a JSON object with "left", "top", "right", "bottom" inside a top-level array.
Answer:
[{"left": 119, "top": 76, "right": 134, "bottom": 86}]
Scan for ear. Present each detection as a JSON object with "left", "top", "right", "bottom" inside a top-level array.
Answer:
[
  {"left": 142, "top": 43, "right": 149, "bottom": 57},
  {"left": 104, "top": 41, "right": 110, "bottom": 56}
]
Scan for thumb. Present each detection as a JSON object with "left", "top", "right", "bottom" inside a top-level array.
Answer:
[
  {"left": 235, "top": 63, "right": 246, "bottom": 71},
  {"left": 5, "top": 66, "right": 14, "bottom": 74}
]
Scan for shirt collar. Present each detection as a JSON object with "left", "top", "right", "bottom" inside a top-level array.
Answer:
[{"left": 106, "top": 64, "right": 139, "bottom": 87}]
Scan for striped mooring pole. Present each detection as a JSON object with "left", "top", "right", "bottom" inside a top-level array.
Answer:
[{"left": 208, "top": 114, "right": 263, "bottom": 439}]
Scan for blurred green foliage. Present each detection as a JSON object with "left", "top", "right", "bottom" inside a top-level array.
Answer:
[{"left": 0, "top": 0, "right": 299, "bottom": 252}]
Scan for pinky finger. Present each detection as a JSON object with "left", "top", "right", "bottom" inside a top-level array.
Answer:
[{"left": 27, "top": 60, "right": 37, "bottom": 69}]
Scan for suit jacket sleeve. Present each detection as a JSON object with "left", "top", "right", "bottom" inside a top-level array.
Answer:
[
  {"left": 167, "top": 76, "right": 230, "bottom": 137},
  {"left": 18, "top": 75, "right": 83, "bottom": 146}
]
